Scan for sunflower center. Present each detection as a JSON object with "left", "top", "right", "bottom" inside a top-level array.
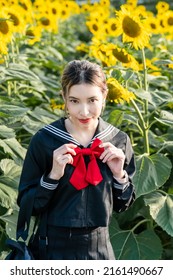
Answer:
[
  {"left": 108, "top": 84, "right": 122, "bottom": 99},
  {"left": 93, "top": 24, "right": 98, "bottom": 31},
  {"left": 62, "top": 10, "right": 66, "bottom": 16},
  {"left": 168, "top": 17, "right": 173, "bottom": 26},
  {"left": 9, "top": 13, "right": 20, "bottom": 26},
  {"left": 21, "top": 3, "right": 28, "bottom": 10},
  {"left": 0, "top": 20, "right": 9, "bottom": 35},
  {"left": 150, "top": 23, "right": 156, "bottom": 29},
  {"left": 112, "top": 49, "right": 131, "bottom": 63},
  {"left": 123, "top": 16, "right": 141, "bottom": 38},
  {"left": 26, "top": 30, "right": 34, "bottom": 36},
  {"left": 52, "top": 8, "right": 57, "bottom": 15},
  {"left": 41, "top": 17, "right": 50, "bottom": 26},
  {"left": 111, "top": 23, "right": 117, "bottom": 31}
]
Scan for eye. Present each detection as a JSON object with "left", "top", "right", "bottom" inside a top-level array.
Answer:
[
  {"left": 89, "top": 98, "right": 97, "bottom": 103},
  {"left": 69, "top": 99, "right": 79, "bottom": 104}
]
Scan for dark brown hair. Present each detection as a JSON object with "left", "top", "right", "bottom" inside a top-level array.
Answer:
[{"left": 61, "top": 60, "right": 107, "bottom": 99}]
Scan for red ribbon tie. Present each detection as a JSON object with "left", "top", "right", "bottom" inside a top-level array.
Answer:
[{"left": 69, "top": 138, "right": 104, "bottom": 190}]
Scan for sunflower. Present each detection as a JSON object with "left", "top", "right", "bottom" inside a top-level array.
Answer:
[
  {"left": 89, "top": 6, "right": 110, "bottom": 22},
  {"left": 115, "top": 6, "right": 151, "bottom": 50},
  {"left": 80, "top": 3, "right": 93, "bottom": 14},
  {"left": 76, "top": 43, "right": 89, "bottom": 54},
  {"left": 139, "top": 58, "right": 161, "bottom": 76},
  {"left": 0, "top": 0, "right": 8, "bottom": 7},
  {"left": 0, "top": 10, "right": 14, "bottom": 44},
  {"left": 100, "top": 0, "right": 110, "bottom": 7},
  {"left": 19, "top": 0, "right": 34, "bottom": 24},
  {"left": 156, "top": 1, "right": 169, "bottom": 14},
  {"left": 112, "top": 46, "right": 139, "bottom": 70},
  {"left": 4, "top": 5, "right": 27, "bottom": 35},
  {"left": 57, "top": 0, "right": 78, "bottom": 21},
  {"left": 89, "top": 40, "right": 115, "bottom": 67},
  {"left": 25, "top": 24, "right": 42, "bottom": 45},
  {"left": 161, "top": 10, "right": 173, "bottom": 33},
  {"left": 50, "top": 99, "right": 65, "bottom": 111},
  {"left": 146, "top": 16, "right": 161, "bottom": 34},
  {"left": 36, "top": 10, "right": 58, "bottom": 33},
  {"left": 156, "top": 13, "right": 167, "bottom": 34},
  {"left": 107, "top": 77, "right": 135, "bottom": 103},
  {"left": 125, "top": 0, "right": 138, "bottom": 9},
  {"left": 86, "top": 19, "right": 105, "bottom": 39},
  {"left": 105, "top": 18, "right": 122, "bottom": 37}
]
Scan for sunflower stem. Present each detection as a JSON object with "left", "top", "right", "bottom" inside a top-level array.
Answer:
[
  {"left": 11, "top": 37, "right": 18, "bottom": 95},
  {"left": 130, "top": 98, "right": 145, "bottom": 130},
  {"left": 3, "top": 55, "right": 12, "bottom": 97},
  {"left": 141, "top": 48, "right": 150, "bottom": 155}
]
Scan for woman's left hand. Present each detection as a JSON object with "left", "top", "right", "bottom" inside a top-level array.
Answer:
[{"left": 99, "top": 142, "right": 125, "bottom": 179}]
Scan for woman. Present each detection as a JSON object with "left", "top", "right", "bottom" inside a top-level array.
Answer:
[{"left": 17, "top": 60, "right": 135, "bottom": 260}]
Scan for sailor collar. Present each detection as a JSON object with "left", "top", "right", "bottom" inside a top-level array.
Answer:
[{"left": 43, "top": 117, "right": 119, "bottom": 147}]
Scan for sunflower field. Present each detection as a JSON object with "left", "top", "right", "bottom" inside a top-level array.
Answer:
[{"left": 0, "top": 0, "right": 173, "bottom": 260}]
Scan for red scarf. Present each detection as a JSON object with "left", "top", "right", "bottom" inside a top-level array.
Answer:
[{"left": 69, "top": 138, "right": 104, "bottom": 190}]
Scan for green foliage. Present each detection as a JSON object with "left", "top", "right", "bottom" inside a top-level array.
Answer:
[{"left": 0, "top": 6, "right": 173, "bottom": 260}]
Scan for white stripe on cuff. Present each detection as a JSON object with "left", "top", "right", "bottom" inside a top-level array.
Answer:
[
  {"left": 40, "top": 176, "right": 59, "bottom": 190},
  {"left": 113, "top": 182, "right": 129, "bottom": 191}
]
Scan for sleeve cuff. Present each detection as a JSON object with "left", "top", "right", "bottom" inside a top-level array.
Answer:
[
  {"left": 40, "top": 175, "right": 59, "bottom": 190},
  {"left": 113, "top": 170, "right": 129, "bottom": 185}
]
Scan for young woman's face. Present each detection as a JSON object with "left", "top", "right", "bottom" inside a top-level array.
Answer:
[{"left": 66, "top": 83, "right": 105, "bottom": 128}]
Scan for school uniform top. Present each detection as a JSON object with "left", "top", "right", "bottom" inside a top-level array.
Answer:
[{"left": 17, "top": 117, "right": 135, "bottom": 229}]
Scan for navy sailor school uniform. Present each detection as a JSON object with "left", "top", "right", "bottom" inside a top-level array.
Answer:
[{"left": 17, "top": 117, "right": 135, "bottom": 229}]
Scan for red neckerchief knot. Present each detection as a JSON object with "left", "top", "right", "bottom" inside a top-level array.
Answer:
[{"left": 69, "top": 138, "right": 104, "bottom": 190}]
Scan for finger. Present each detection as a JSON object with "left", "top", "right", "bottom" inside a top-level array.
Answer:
[
  {"left": 99, "top": 147, "right": 114, "bottom": 160},
  {"left": 56, "top": 154, "right": 73, "bottom": 165},
  {"left": 99, "top": 142, "right": 114, "bottom": 149},
  {"left": 101, "top": 153, "right": 114, "bottom": 163},
  {"left": 54, "top": 145, "right": 77, "bottom": 156}
]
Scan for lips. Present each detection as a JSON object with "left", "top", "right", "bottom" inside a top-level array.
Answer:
[{"left": 78, "top": 118, "right": 91, "bottom": 123}]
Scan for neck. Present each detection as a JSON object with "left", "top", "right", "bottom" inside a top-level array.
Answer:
[{"left": 65, "top": 118, "right": 99, "bottom": 147}]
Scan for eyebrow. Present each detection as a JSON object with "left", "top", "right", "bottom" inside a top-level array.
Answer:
[{"left": 68, "top": 96, "right": 98, "bottom": 100}]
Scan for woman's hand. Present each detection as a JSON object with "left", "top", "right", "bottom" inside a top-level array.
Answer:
[
  {"left": 99, "top": 142, "right": 125, "bottom": 179},
  {"left": 48, "top": 143, "right": 77, "bottom": 180}
]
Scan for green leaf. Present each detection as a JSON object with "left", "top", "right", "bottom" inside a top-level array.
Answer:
[
  {"left": 0, "top": 223, "right": 8, "bottom": 253},
  {"left": 0, "top": 125, "right": 15, "bottom": 139},
  {"left": 2, "top": 138, "right": 26, "bottom": 161},
  {"left": 147, "top": 75, "right": 169, "bottom": 89},
  {"left": 0, "top": 104, "right": 28, "bottom": 118},
  {"left": 3, "top": 63, "right": 40, "bottom": 82},
  {"left": 0, "top": 183, "right": 17, "bottom": 210},
  {"left": 0, "top": 210, "right": 19, "bottom": 240},
  {"left": 144, "top": 192, "right": 173, "bottom": 237},
  {"left": 107, "top": 110, "right": 124, "bottom": 126},
  {"left": 134, "top": 89, "right": 173, "bottom": 107},
  {"left": 133, "top": 154, "right": 172, "bottom": 198},
  {"left": 154, "top": 110, "right": 173, "bottom": 126},
  {"left": 134, "top": 89, "right": 153, "bottom": 104},
  {"left": 111, "top": 229, "right": 162, "bottom": 260},
  {"left": 0, "top": 159, "right": 21, "bottom": 178},
  {"left": 136, "top": 229, "right": 162, "bottom": 259}
]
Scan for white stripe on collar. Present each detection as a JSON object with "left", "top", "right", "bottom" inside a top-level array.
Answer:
[
  {"left": 44, "top": 122, "right": 117, "bottom": 146},
  {"left": 93, "top": 124, "right": 116, "bottom": 141},
  {"left": 44, "top": 125, "right": 80, "bottom": 145}
]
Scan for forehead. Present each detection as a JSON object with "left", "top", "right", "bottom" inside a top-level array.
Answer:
[{"left": 68, "top": 83, "right": 103, "bottom": 98}]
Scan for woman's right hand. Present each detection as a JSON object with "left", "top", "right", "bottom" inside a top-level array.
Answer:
[{"left": 48, "top": 143, "right": 77, "bottom": 180}]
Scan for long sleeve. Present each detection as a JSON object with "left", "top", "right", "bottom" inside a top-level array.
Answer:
[
  {"left": 112, "top": 134, "right": 136, "bottom": 213},
  {"left": 17, "top": 131, "right": 59, "bottom": 215}
]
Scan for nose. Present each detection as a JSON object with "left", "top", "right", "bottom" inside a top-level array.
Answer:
[{"left": 79, "top": 103, "right": 90, "bottom": 116}]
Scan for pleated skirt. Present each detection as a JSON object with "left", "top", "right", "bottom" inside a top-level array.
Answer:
[{"left": 30, "top": 225, "right": 115, "bottom": 260}]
